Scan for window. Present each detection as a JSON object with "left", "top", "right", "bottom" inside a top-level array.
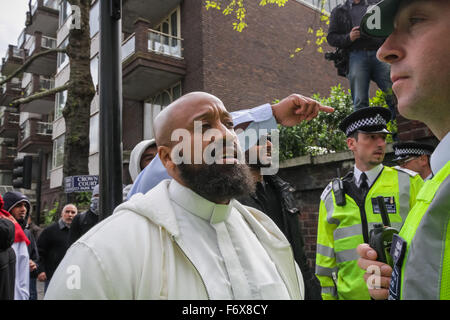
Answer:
[
  {"left": 57, "top": 38, "right": 69, "bottom": 72},
  {"left": 55, "top": 90, "right": 67, "bottom": 119},
  {"left": 89, "top": 113, "right": 99, "bottom": 154},
  {"left": 149, "top": 7, "right": 182, "bottom": 57},
  {"left": 58, "top": 0, "right": 72, "bottom": 28},
  {"left": 52, "top": 134, "right": 65, "bottom": 168},
  {"left": 90, "top": 1, "right": 99, "bottom": 38},
  {"left": 143, "top": 83, "right": 182, "bottom": 140}
]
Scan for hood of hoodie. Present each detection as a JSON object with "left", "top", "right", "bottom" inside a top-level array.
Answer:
[
  {"left": 0, "top": 195, "right": 16, "bottom": 250},
  {"left": 129, "top": 139, "right": 156, "bottom": 182},
  {"left": 3, "top": 191, "right": 31, "bottom": 229}
]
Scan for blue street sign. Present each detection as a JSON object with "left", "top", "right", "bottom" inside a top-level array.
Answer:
[{"left": 64, "top": 175, "right": 99, "bottom": 193}]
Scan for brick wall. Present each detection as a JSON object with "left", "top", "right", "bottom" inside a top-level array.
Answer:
[{"left": 183, "top": 0, "right": 346, "bottom": 111}]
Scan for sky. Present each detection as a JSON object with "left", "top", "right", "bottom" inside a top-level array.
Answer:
[{"left": 0, "top": 0, "right": 29, "bottom": 68}]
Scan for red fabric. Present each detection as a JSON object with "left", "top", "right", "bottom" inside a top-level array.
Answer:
[{"left": 0, "top": 195, "right": 30, "bottom": 246}]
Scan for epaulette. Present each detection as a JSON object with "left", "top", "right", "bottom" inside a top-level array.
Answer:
[
  {"left": 320, "top": 182, "right": 333, "bottom": 201},
  {"left": 392, "top": 165, "right": 419, "bottom": 177}
]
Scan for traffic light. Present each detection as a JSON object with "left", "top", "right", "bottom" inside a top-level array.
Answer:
[{"left": 12, "top": 155, "right": 33, "bottom": 189}]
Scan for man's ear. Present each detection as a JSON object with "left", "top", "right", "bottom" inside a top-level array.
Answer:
[
  {"left": 347, "top": 137, "right": 356, "bottom": 151},
  {"left": 158, "top": 146, "right": 176, "bottom": 173}
]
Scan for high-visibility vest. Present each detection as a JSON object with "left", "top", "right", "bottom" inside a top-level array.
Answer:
[
  {"left": 316, "top": 166, "right": 424, "bottom": 300},
  {"left": 389, "top": 161, "right": 450, "bottom": 300}
]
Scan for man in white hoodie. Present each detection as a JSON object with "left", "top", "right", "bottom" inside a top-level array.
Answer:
[
  {"left": 45, "top": 92, "right": 333, "bottom": 300},
  {"left": 122, "top": 139, "right": 157, "bottom": 199}
]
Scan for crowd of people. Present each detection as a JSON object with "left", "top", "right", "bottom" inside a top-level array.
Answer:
[{"left": 0, "top": 0, "right": 449, "bottom": 300}]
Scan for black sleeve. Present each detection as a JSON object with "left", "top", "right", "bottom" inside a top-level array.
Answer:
[
  {"left": 36, "top": 227, "right": 49, "bottom": 274},
  {"left": 326, "top": 8, "right": 353, "bottom": 49},
  {"left": 67, "top": 213, "right": 82, "bottom": 248}
]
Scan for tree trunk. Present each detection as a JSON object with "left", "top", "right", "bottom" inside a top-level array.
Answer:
[{"left": 62, "top": 0, "right": 96, "bottom": 204}]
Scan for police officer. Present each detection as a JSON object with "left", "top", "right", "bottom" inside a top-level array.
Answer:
[
  {"left": 392, "top": 141, "right": 435, "bottom": 181},
  {"left": 357, "top": 0, "right": 450, "bottom": 300},
  {"left": 315, "top": 107, "right": 423, "bottom": 300}
]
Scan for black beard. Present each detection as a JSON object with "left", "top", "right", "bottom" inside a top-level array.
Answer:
[{"left": 177, "top": 163, "right": 256, "bottom": 203}]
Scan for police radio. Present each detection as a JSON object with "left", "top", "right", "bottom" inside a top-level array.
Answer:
[
  {"left": 369, "top": 196, "right": 399, "bottom": 266},
  {"left": 332, "top": 178, "right": 346, "bottom": 206}
]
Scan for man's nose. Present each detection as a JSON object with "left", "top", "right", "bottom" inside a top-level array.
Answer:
[{"left": 377, "top": 32, "right": 404, "bottom": 64}]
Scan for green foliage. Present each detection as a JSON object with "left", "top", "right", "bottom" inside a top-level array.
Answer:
[
  {"left": 278, "top": 84, "right": 353, "bottom": 161},
  {"left": 44, "top": 201, "right": 59, "bottom": 226},
  {"left": 75, "top": 191, "right": 92, "bottom": 212},
  {"left": 278, "top": 85, "right": 397, "bottom": 161}
]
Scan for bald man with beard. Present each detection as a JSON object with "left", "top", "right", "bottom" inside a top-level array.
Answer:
[{"left": 45, "top": 92, "right": 332, "bottom": 300}]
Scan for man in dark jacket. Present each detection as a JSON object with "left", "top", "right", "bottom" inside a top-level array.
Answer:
[
  {"left": 67, "top": 184, "right": 99, "bottom": 247},
  {"left": 37, "top": 203, "right": 77, "bottom": 292},
  {"left": 236, "top": 138, "right": 322, "bottom": 300},
  {"left": 327, "top": 0, "right": 396, "bottom": 116},
  {"left": 3, "top": 191, "right": 38, "bottom": 300},
  {"left": 0, "top": 215, "right": 16, "bottom": 300}
]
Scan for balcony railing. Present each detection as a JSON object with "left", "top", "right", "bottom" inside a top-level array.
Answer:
[
  {"left": 23, "top": 76, "right": 55, "bottom": 98},
  {"left": 148, "top": 29, "right": 182, "bottom": 58},
  {"left": 39, "top": 76, "right": 55, "bottom": 90},
  {"left": 0, "top": 109, "right": 19, "bottom": 127},
  {"left": 20, "top": 119, "right": 53, "bottom": 142},
  {"left": 121, "top": 34, "right": 135, "bottom": 61},
  {"left": 0, "top": 78, "right": 21, "bottom": 95},
  {"left": 121, "top": 28, "right": 183, "bottom": 62},
  {"left": 0, "top": 145, "right": 17, "bottom": 159},
  {"left": 41, "top": 36, "right": 57, "bottom": 49},
  {"left": 4, "top": 46, "right": 24, "bottom": 61}
]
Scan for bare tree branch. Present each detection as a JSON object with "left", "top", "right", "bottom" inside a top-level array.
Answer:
[
  {"left": 0, "top": 48, "right": 67, "bottom": 86},
  {"left": 9, "top": 82, "right": 71, "bottom": 107}
]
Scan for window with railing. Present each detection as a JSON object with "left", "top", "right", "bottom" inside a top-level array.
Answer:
[
  {"left": 52, "top": 134, "right": 65, "bottom": 168},
  {"left": 37, "top": 121, "right": 53, "bottom": 135},
  {"left": 148, "top": 29, "right": 182, "bottom": 58},
  {"left": 150, "top": 7, "right": 182, "bottom": 58},
  {"left": 41, "top": 36, "right": 57, "bottom": 49},
  {"left": 39, "top": 76, "right": 55, "bottom": 91},
  {"left": 12, "top": 46, "right": 23, "bottom": 59}
]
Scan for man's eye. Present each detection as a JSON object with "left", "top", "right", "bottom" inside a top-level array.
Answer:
[
  {"left": 201, "top": 123, "right": 211, "bottom": 130},
  {"left": 225, "top": 121, "right": 234, "bottom": 129},
  {"left": 409, "top": 17, "right": 425, "bottom": 26}
]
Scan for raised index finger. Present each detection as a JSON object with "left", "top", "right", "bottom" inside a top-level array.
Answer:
[{"left": 319, "top": 105, "right": 335, "bottom": 113}]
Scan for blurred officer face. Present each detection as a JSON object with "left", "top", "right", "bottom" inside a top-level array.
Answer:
[
  {"left": 61, "top": 204, "right": 78, "bottom": 225},
  {"left": 398, "top": 155, "right": 430, "bottom": 179},
  {"left": 10, "top": 201, "right": 28, "bottom": 225},
  {"left": 377, "top": 0, "right": 450, "bottom": 139},
  {"left": 348, "top": 132, "right": 387, "bottom": 170}
]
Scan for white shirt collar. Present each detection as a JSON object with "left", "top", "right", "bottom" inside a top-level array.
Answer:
[
  {"left": 353, "top": 164, "right": 383, "bottom": 187},
  {"left": 168, "top": 179, "right": 232, "bottom": 224},
  {"left": 430, "top": 131, "right": 450, "bottom": 175}
]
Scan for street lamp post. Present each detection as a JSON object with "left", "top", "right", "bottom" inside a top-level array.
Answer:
[{"left": 99, "top": 0, "right": 123, "bottom": 221}]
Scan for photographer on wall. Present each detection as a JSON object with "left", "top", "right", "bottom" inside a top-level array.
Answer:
[{"left": 326, "top": 0, "right": 397, "bottom": 119}]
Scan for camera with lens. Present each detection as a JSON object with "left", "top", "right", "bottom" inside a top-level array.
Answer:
[{"left": 324, "top": 48, "right": 349, "bottom": 78}]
